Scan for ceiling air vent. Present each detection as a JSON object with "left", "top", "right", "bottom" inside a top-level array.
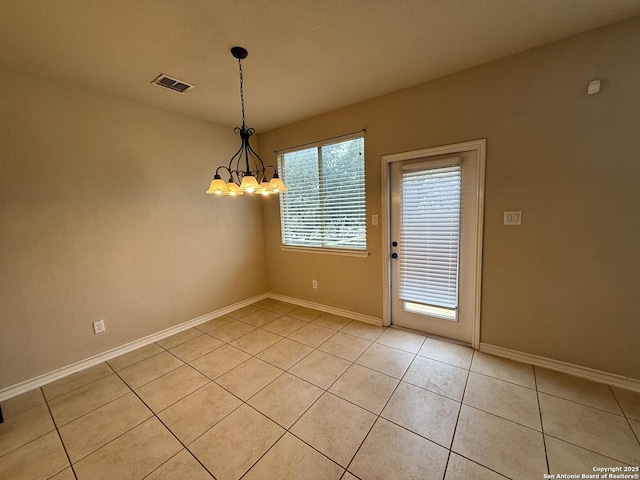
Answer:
[{"left": 152, "top": 74, "right": 194, "bottom": 93}]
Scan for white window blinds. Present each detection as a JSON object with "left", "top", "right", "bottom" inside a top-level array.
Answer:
[
  {"left": 278, "top": 137, "right": 366, "bottom": 250},
  {"left": 399, "top": 161, "right": 461, "bottom": 310}
]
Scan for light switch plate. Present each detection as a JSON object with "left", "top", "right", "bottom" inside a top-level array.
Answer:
[
  {"left": 504, "top": 211, "right": 522, "bottom": 225},
  {"left": 372, "top": 215, "right": 379, "bottom": 225}
]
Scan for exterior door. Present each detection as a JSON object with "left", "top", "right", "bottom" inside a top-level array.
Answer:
[{"left": 388, "top": 146, "right": 483, "bottom": 345}]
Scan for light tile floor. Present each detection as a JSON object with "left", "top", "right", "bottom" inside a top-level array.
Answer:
[{"left": 1, "top": 299, "right": 640, "bottom": 479}]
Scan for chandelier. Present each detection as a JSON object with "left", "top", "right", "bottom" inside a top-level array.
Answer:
[{"left": 206, "top": 47, "right": 287, "bottom": 196}]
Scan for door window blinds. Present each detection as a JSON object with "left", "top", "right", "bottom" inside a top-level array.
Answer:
[
  {"left": 278, "top": 137, "right": 366, "bottom": 250},
  {"left": 399, "top": 162, "right": 462, "bottom": 310}
]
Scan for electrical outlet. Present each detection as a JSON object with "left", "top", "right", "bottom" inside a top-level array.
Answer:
[
  {"left": 312, "top": 280, "right": 318, "bottom": 290},
  {"left": 93, "top": 320, "right": 106, "bottom": 334}
]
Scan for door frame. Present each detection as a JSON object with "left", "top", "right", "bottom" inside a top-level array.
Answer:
[{"left": 381, "top": 139, "right": 486, "bottom": 349}]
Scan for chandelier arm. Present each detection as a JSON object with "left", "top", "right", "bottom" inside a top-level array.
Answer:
[
  {"left": 237, "top": 127, "right": 254, "bottom": 175},
  {"left": 229, "top": 170, "right": 243, "bottom": 185},
  {"left": 228, "top": 143, "right": 244, "bottom": 173},
  {"left": 246, "top": 143, "right": 267, "bottom": 173},
  {"left": 263, "top": 165, "right": 277, "bottom": 178},
  {"left": 215, "top": 165, "right": 231, "bottom": 177},
  {"left": 244, "top": 141, "right": 251, "bottom": 175}
]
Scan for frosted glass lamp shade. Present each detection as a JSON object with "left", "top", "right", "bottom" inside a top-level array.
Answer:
[
  {"left": 239, "top": 175, "right": 260, "bottom": 193},
  {"left": 256, "top": 178, "right": 274, "bottom": 195},
  {"left": 268, "top": 177, "right": 288, "bottom": 192},
  {"left": 222, "top": 182, "right": 243, "bottom": 196},
  {"left": 206, "top": 177, "right": 228, "bottom": 195}
]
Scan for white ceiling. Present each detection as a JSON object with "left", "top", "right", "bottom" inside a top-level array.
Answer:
[{"left": 1, "top": 1, "right": 639, "bottom": 132}]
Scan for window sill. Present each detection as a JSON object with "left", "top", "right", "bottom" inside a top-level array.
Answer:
[{"left": 279, "top": 246, "right": 370, "bottom": 258}]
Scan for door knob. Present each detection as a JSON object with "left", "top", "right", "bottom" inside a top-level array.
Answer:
[
  {"left": 391, "top": 253, "right": 398, "bottom": 259},
  {"left": 392, "top": 241, "right": 398, "bottom": 247}
]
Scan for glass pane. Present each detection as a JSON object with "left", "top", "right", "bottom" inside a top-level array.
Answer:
[
  {"left": 279, "top": 148, "right": 321, "bottom": 247},
  {"left": 403, "top": 301, "right": 457, "bottom": 321},
  {"left": 399, "top": 165, "right": 461, "bottom": 309},
  {"left": 321, "top": 138, "right": 366, "bottom": 249}
]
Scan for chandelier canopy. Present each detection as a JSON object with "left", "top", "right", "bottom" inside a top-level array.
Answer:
[{"left": 206, "top": 47, "right": 287, "bottom": 196}]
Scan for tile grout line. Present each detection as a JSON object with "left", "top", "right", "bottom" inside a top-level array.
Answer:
[
  {"left": 235, "top": 315, "right": 392, "bottom": 478},
  {"left": 252, "top": 327, "right": 500, "bottom": 477},
  {"left": 108, "top": 345, "right": 167, "bottom": 372},
  {"left": 472, "top": 366, "right": 635, "bottom": 417},
  {"left": 445, "top": 351, "right": 521, "bottom": 479},
  {"left": 41, "top": 386, "right": 79, "bottom": 480},
  {"left": 236, "top": 428, "right": 289, "bottom": 480},
  {"left": 456, "top": 402, "right": 545, "bottom": 435},
  {"left": 0, "top": 399, "right": 77, "bottom": 478},
  {"left": 609, "top": 385, "right": 640, "bottom": 446},
  {"left": 0, "top": 405, "right": 53, "bottom": 459},
  {"left": 166, "top": 336, "right": 228, "bottom": 364},
  {"left": 467, "top": 368, "right": 538, "bottom": 391},
  {"left": 239, "top": 394, "right": 357, "bottom": 477},
  {"left": 110, "top": 362, "right": 223, "bottom": 480},
  {"left": 343, "top": 334, "right": 426, "bottom": 477},
  {"left": 46, "top": 362, "right": 134, "bottom": 470},
  {"left": 179, "top": 320, "right": 301, "bottom": 451},
  {"left": 533, "top": 387, "right": 630, "bottom": 418},
  {"left": 119, "top": 357, "right": 185, "bottom": 391},
  {"left": 339, "top": 417, "right": 378, "bottom": 477},
  {"left": 138, "top": 449, "right": 213, "bottom": 480},
  {"left": 54, "top": 363, "right": 156, "bottom": 473},
  {"left": 48, "top": 361, "right": 136, "bottom": 441},
  {"left": 232, "top": 318, "right": 365, "bottom": 477},
  {"left": 342, "top": 333, "right": 482, "bottom": 474},
  {"left": 441, "top": 348, "right": 473, "bottom": 480},
  {"left": 541, "top": 431, "right": 638, "bottom": 465},
  {"left": 41, "top": 369, "right": 114, "bottom": 404},
  {"left": 174, "top": 396, "right": 244, "bottom": 454},
  {"left": 534, "top": 365, "right": 551, "bottom": 475},
  {"left": 48, "top": 391, "right": 148, "bottom": 463},
  {"left": 448, "top": 451, "right": 514, "bottom": 479}
]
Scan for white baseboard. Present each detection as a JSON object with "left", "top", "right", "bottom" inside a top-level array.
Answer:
[
  {"left": 480, "top": 343, "right": 640, "bottom": 393},
  {"left": 18, "top": 295, "right": 636, "bottom": 403},
  {"left": 267, "top": 292, "right": 383, "bottom": 327},
  {"left": 0, "top": 293, "right": 268, "bottom": 402}
]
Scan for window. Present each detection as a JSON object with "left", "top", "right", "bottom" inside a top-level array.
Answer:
[{"left": 278, "top": 136, "right": 366, "bottom": 251}]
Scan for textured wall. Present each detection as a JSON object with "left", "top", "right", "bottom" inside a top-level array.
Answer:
[
  {"left": 258, "top": 17, "right": 640, "bottom": 379},
  {"left": 0, "top": 68, "right": 267, "bottom": 389}
]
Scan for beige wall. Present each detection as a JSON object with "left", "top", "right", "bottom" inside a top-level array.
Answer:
[
  {"left": 258, "top": 16, "right": 640, "bottom": 379},
  {"left": 0, "top": 67, "right": 267, "bottom": 389}
]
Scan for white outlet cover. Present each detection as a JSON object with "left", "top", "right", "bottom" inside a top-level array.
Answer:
[
  {"left": 504, "top": 211, "right": 522, "bottom": 225},
  {"left": 93, "top": 320, "right": 106, "bottom": 334}
]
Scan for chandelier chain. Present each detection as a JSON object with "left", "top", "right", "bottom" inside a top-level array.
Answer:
[{"left": 238, "top": 58, "right": 245, "bottom": 126}]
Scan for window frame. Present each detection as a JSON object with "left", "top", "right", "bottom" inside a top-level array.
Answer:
[{"left": 277, "top": 134, "right": 368, "bottom": 257}]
